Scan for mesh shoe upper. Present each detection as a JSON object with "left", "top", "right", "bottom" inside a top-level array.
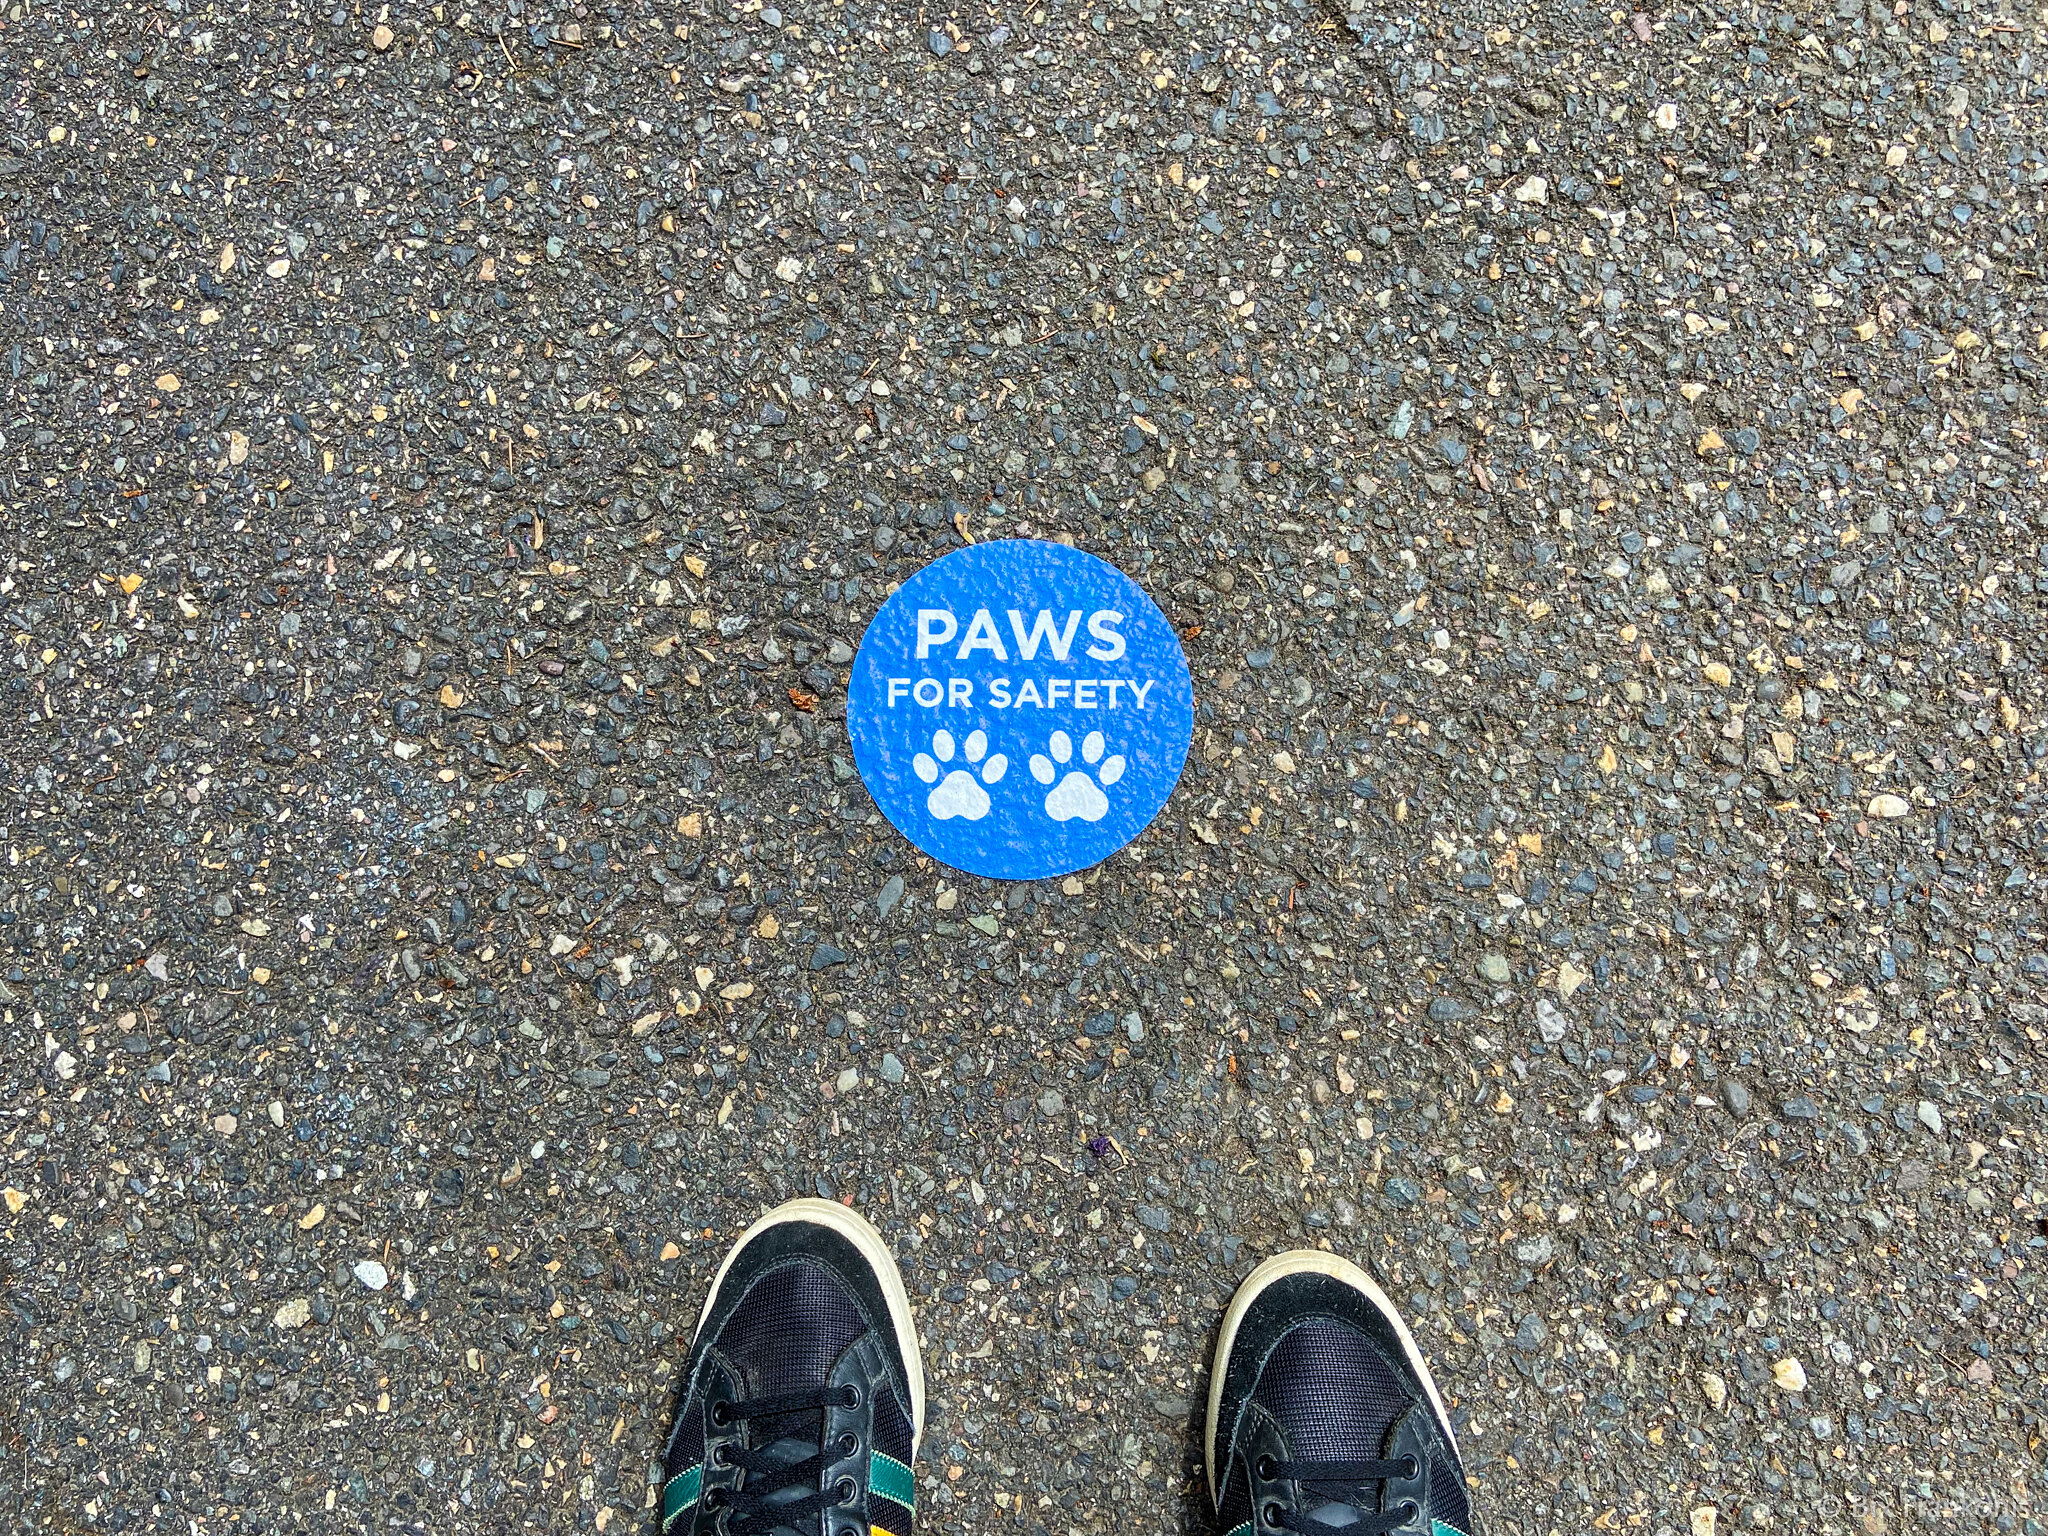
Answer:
[
  {"left": 661, "top": 1212, "right": 919, "bottom": 1536},
  {"left": 1251, "top": 1319, "right": 1412, "bottom": 1461},
  {"left": 714, "top": 1260, "right": 867, "bottom": 1407},
  {"left": 1212, "top": 1269, "right": 1475, "bottom": 1536}
]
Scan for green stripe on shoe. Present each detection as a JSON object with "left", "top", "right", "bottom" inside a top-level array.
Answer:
[
  {"left": 867, "top": 1451, "right": 916, "bottom": 1510},
  {"left": 1223, "top": 1524, "right": 1253, "bottom": 1536},
  {"left": 660, "top": 1463, "right": 702, "bottom": 1528}
]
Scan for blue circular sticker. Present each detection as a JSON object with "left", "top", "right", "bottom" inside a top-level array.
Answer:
[{"left": 848, "top": 540, "right": 1194, "bottom": 881}]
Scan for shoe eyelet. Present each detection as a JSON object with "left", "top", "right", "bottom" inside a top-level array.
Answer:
[
  {"left": 709, "top": 1400, "right": 733, "bottom": 1428},
  {"left": 833, "top": 1475, "right": 859, "bottom": 1507},
  {"left": 1255, "top": 1455, "right": 1278, "bottom": 1481},
  {"left": 837, "top": 1432, "right": 859, "bottom": 1458},
  {"left": 1396, "top": 1502, "right": 1420, "bottom": 1523},
  {"left": 1400, "top": 1456, "right": 1419, "bottom": 1480},
  {"left": 1262, "top": 1501, "right": 1285, "bottom": 1529},
  {"left": 839, "top": 1383, "right": 863, "bottom": 1410},
  {"left": 711, "top": 1445, "right": 731, "bottom": 1468}
]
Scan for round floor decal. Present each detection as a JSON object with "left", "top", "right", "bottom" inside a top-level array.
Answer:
[{"left": 847, "top": 539, "right": 1194, "bottom": 881}]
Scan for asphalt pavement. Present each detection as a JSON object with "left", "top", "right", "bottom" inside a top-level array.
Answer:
[{"left": 3, "top": 0, "right": 2045, "bottom": 1533}]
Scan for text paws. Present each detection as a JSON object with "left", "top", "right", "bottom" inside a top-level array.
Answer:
[
  {"left": 913, "top": 729, "right": 1008, "bottom": 820},
  {"left": 1028, "top": 730, "right": 1125, "bottom": 823}
]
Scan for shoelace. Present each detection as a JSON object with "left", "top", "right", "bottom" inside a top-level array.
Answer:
[
  {"left": 1257, "top": 1455, "right": 1421, "bottom": 1535},
  {"left": 704, "top": 1385, "right": 862, "bottom": 1536}
]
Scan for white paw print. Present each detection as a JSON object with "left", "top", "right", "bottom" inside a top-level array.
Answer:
[
  {"left": 1028, "top": 730, "right": 1126, "bottom": 823},
  {"left": 912, "top": 729, "right": 1007, "bottom": 820}
]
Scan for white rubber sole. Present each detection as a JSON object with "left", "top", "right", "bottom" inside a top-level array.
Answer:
[
  {"left": 697, "top": 1197, "right": 926, "bottom": 1448},
  {"left": 1204, "top": 1249, "right": 1456, "bottom": 1505}
]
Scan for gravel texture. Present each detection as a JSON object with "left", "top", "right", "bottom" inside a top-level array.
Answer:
[{"left": 3, "top": 1, "right": 2046, "bottom": 1534}]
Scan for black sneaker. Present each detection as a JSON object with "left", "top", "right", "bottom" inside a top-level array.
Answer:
[
  {"left": 1206, "top": 1251, "right": 1476, "bottom": 1536},
  {"left": 659, "top": 1199, "right": 924, "bottom": 1536}
]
